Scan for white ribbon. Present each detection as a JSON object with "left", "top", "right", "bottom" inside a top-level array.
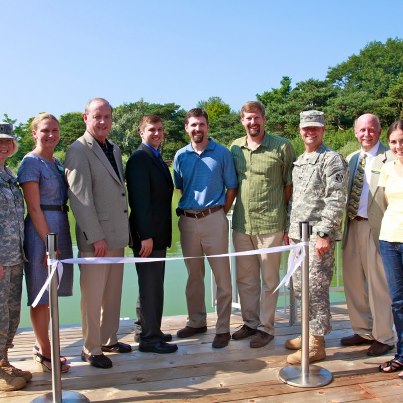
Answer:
[
  {"left": 32, "top": 260, "right": 64, "bottom": 308},
  {"left": 273, "top": 241, "right": 308, "bottom": 293},
  {"left": 31, "top": 242, "right": 306, "bottom": 307}
]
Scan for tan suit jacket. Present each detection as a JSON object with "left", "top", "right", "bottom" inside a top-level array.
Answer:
[
  {"left": 64, "top": 131, "right": 129, "bottom": 252},
  {"left": 342, "top": 142, "right": 394, "bottom": 250}
]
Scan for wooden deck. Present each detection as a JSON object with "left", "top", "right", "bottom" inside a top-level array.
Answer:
[{"left": 1, "top": 304, "right": 402, "bottom": 402}]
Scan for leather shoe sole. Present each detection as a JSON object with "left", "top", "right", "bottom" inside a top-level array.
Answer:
[
  {"left": 101, "top": 342, "right": 132, "bottom": 353},
  {"left": 340, "top": 334, "right": 374, "bottom": 346},
  {"left": 138, "top": 342, "right": 178, "bottom": 354},
  {"left": 367, "top": 341, "right": 394, "bottom": 357},
  {"left": 177, "top": 326, "right": 207, "bottom": 338},
  {"left": 81, "top": 351, "right": 112, "bottom": 369}
]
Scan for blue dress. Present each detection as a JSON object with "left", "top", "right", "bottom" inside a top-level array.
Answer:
[{"left": 18, "top": 153, "right": 73, "bottom": 306}]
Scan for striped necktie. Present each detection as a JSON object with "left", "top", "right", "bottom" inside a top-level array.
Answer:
[{"left": 347, "top": 153, "right": 367, "bottom": 220}]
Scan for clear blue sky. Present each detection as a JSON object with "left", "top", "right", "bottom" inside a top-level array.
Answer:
[{"left": 1, "top": 0, "right": 402, "bottom": 124}]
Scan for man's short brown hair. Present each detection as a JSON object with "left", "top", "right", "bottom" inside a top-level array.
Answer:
[
  {"left": 185, "top": 108, "right": 209, "bottom": 125},
  {"left": 139, "top": 114, "right": 163, "bottom": 132},
  {"left": 240, "top": 101, "right": 265, "bottom": 118}
]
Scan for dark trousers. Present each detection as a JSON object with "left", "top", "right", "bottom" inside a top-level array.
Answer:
[{"left": 134, "top": 249, "right": 166, "bottom": 345}]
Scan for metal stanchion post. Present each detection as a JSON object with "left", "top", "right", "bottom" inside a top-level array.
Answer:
[
  {"left": 278, "top": 222, "right": 333, "bottom": 388},
  {"left": 32, "top": 234, "right": 90, "bottom": 403}
]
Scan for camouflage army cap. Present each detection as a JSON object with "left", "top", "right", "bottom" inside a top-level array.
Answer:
[
  {"left": 0, "top": 122, "right": 19, "bottom": 156},
  {"left": 0, "top": 122, "right": 14, "bottom": 138},
  {"left": 299, "top": 110, "right": 325, "bottom": 128}
]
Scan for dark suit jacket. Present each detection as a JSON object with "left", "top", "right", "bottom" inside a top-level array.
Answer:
[
  {"left": 342, "top": 142, "right": 395, "bottom": 250},
  {"left": 125, "top": 143, "right": 174, "bottom": 251}
]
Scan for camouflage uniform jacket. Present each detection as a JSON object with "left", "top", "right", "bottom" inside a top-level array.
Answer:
[
  {"left": 0, "top": 167, "right": 25, "bottom": 266},
  {"left": 288, "top": 144, "right": 348, "bottom": 241}
]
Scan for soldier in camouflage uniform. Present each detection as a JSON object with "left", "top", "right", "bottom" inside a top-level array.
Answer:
[
  {"left": 0, "top": 123, "right": 31, "bottom": 391},
  {"left": 285, "top": 111, "right": 348, "bottom": 364}
]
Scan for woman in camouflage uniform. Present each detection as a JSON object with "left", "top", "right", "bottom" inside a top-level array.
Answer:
[{"left": 0, "top": 122, "right": 31, "bottom": 391}]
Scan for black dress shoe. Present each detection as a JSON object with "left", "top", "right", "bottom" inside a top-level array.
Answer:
[
  {"left": 161, "top": 333, "right": 173, "bottom": 342},
  {"left": 135, "top": 333, "right": 172, "bottom": 343},
  {"left": 101, "top": 342, "right": 132, "bottom": 353},
  {"left": 81, "top": 351, "right": 112, "bottom": 369},
  {"left": 138, "top": 341, "right": 178, "bottom": 354}
]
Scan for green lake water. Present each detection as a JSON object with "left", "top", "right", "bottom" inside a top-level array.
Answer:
[{"left": 18, "top": 190, "right": 346, "bottom": 329}]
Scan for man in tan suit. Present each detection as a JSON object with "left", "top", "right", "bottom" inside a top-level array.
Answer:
[
  {"left": 342, "top": 113, "right": 395, "bottom": 356},
  {"left": 65, "top": 98, "right": 131, "bottom": 369}
]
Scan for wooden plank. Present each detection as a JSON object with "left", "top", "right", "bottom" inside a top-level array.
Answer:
[{"left": 3, "top": 304, "right": 399, "bottom": 403}]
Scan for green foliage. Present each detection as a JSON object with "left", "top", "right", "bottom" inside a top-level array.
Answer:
[
  {"left": 197, "top": 96, "right": 231, "bottom": 123},
  {"left": 110, "top": 100, "right": 187, "bottom": 160},
  {"left": 209, "top": 112, "right": 244, "bottom": 147},
  {"left": 326, "top": 38, "right": 403, "bottom": 126},
  {"left": 59, "top": 112, "right": 85, "bottom": 152},
  {"left": 7, "top": 119, "right": 34, "bottom": 168},
  {"left": 327, "top": 38, "right": 403, "bottom": 99}
]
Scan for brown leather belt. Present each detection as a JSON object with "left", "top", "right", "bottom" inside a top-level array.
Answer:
[
  {"left": 182, "top": 205, "right": 223, "bottom": 219},
  {"left": 354, "top": 216, "right": 368, "bottom": 221}
]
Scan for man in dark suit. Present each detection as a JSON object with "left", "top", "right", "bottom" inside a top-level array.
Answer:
[{"left": 126, "top": 115, "right": 178, "bottom": 354}]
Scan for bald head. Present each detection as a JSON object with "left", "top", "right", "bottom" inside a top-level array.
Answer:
[{"left": 354, "top": 114, "right": 382, "bottom": 152}]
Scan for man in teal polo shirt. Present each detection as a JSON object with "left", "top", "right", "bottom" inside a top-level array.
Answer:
[
  {"left": 230, "top": 101, "right": 295, "bottom": 348},
  {"left": 173, "top": 108, "right": 238, "bottom": 349}
]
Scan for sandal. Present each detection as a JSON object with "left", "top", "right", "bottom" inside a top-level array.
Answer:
[
  {"left": 33, "top": 345, "right": 68, "bottom": 365},
  {"left": 379, "top": 359, "right": 403, "bottom": 373},
  {"left": 33, "top": 352, "right": 70, "bottom": 373}
]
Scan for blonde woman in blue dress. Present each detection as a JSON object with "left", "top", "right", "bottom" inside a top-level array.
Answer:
[{"left": 18, "top": 113, "right": 73, "bottom": 373}]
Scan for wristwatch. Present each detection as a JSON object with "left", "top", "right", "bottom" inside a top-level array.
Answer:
[{"left": 317, "top": 231, "right": 328, "bottom": 238}]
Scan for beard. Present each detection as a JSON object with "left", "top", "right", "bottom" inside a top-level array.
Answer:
[
  {"left": 192, "top": 132, "right": 205, "bottom": 143},
  {"left": 247, "top": 125, "right": 261, "bottom": 137}
]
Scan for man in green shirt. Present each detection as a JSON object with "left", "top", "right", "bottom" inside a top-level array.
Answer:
[{"left": 230, "top": 101, "right": 295, "bottom": 348}]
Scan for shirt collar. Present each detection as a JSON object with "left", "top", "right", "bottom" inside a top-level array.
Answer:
[
  {"left": 240, "top": 132, "right": 270, "bottom": 149},
  {"left": 142, "top": 142, "right": 160, "bottom": 158},
  {"left": 185, "top": 138, "right": 215, "bottom": 153},
  {"left": 362, "top": 141, "right": 380, "bottom": 158}
]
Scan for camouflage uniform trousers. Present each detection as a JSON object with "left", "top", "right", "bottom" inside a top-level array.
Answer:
[
  {"left": 291, "top": 238, "right": 335, "bottom": 336},
  {"left": 0, "top": 263, "right": 24, "bottom": 360}
]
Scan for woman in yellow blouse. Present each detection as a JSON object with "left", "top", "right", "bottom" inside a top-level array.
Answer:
[{"left": 378, "top": 120, "right": 403, "bottom": 378}]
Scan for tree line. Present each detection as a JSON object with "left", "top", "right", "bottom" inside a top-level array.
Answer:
[{"left": 3, "top": 38, "right": 402, "bottom": 168}]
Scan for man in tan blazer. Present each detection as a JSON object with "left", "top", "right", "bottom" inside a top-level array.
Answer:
[
  {"left": 65, "top": 98, "right": 131, "bottom": 369},
  {"left": 342, "top": 113, "right": 395, "bottom": 356}
]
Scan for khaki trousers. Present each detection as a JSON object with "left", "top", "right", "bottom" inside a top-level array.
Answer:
[
  {"left": 233, "top": 231, "right": 283, "bottom": 336},
  {"left": 343, "top": 219, "right": 394, "bottom": 344},
  {"left": 79, "top": 248, "right": 124, "bottom": 355},
  {"left": 179, "top": 209, "right": 232, "bottom": 334}
]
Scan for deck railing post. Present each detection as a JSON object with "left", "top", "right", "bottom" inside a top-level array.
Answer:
[
  {"left": 278, "top": 222, "right": 333, "bottom": 388},
  {"left": 31, "top": 234, "right": 90, "bottom": 403}
]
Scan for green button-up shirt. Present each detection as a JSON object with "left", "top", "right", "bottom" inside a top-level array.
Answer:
[{"left": 230, "top": 133, "right": 295, "bottom": 235}]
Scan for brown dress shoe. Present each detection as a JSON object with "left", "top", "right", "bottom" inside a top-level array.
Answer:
[
  {"left": 177, "top": 326, "right": 207, "bottom": 338},
  {"left": 250, "top": 330, "right": 274, "bottom": 348},
  {"left": 212, "top": 333, "right": 231, "bottom": 349},
  {"left": 340, "top": 334, "right": 374, "bottom": 346},
  {"left": 367, "top": 341, "right": 394, "bottom": 356},
  {"left": 232, "top": 325, "right": 256, "bottom": 340}
]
